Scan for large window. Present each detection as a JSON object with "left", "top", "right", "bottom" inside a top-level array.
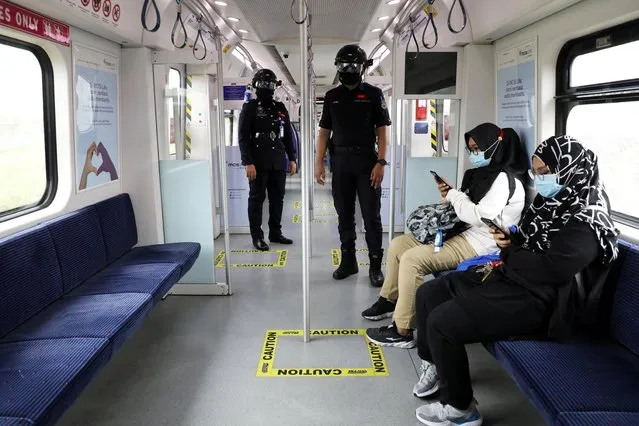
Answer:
[
  {"left": 0, "top": 36, "right": 56, "bottom": 221},
  {"left": 556, "top": 18, "right": 639, "bottom": 224}
]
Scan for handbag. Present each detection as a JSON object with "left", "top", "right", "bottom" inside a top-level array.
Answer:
[{"left": 406, "top": 202, "right": 469, "bottom": 244}]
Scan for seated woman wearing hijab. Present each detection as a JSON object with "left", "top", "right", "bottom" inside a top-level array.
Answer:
[
  {"left": 364, "top": 123, "right": 529, "bottom": 348},
  {"left": 411, "top": 136, "right": 619, "bottom": 426}
]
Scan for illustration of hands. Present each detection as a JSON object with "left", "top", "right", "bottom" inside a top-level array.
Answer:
[
  {"left": 78, "top": 142, "right": 118, "bottom": 191},
  {"left": 79, "top": 142, "right": 98, "bottom": 190},
  {"left": 96, "top": 142, "right": 118, "bottom": 181}
]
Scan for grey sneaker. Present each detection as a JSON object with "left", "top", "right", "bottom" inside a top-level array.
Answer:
[
  {"left": 416, "top": 400, "right": 482, "bottom": 426},
  {"left": 413, "top": 360, "right": 440, "bottom": 397}
]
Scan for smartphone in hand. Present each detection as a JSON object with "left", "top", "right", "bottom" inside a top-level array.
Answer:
[
  {"left": 481, "top": 217, "right": 511, "bottom": 241},
  {"left": 430, "top": 171, "right": 450, "bottom": 187}
]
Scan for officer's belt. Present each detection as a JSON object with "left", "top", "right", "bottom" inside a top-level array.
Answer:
[{"left": 331, "top": 145, "right": 375, "bottom": 154}]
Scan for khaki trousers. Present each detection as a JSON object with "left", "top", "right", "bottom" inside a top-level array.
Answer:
[{"left": 379, "top": 234, "right": 477, "bottom": 329}]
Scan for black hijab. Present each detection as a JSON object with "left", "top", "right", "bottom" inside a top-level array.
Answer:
[
  {"left": 519, "top": 136, "right": 619, "bottom": 265},
  {"left": 459, "top": 123, "right": 529, "bottom": 203}
]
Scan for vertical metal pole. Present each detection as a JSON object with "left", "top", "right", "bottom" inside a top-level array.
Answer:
[
  {"left": 215, "top": 34, "right": 233, "bottom": 294},
  {"left": 435, "top": 99, "right": 445, "bottom": 157},
  {"left": 400, "top": 100, "right": 408, "bottom": 214},
  {"left": 388, "top": 36, "right": 398, "bottom": 241},
  {"left": 307, "top": 23, "right": 314, "bottom": 258},
  {"left": 299, "top": 0, "right": 311, "bottom": 342}
]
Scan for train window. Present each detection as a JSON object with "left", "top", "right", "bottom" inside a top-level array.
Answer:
[
  {"left": 224, "top": 110, "right": 239, "bottom": 146},
  {"left": 0, "top": 36, "right": 56, "bottom": 221},
  {"left": 557, "top": 18, "right": 639, "bottom": 224},
  {"left": 167, "top": 68, "right": 182, "bottom": 158}
]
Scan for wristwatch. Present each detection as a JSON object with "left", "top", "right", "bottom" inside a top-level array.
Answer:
[{"left": 377, "top": 159, "right": 388, "bottom": 166}]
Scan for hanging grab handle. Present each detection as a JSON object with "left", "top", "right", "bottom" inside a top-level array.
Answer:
[
  {"left": 406, "top": 14, "right": 420, "bottom": 58},
  {"left": 171, "top": 0, "right": 188, "bottom": 49},
  {"left": 141, "top": 0, "right": 161, "bottom": 32},
  {"left": 422, "top": 0, "right": 439, "bottom": 49},
  {"left": 193, "top": 15, "right": 207, "bottom": 60},
  {"left": 447, "top": 0, "right": 468, "bottom": 34}
]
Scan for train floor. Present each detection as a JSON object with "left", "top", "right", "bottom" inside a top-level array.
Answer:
[{"left": 57, "top": 188, "right": 544, "bottom": 426}]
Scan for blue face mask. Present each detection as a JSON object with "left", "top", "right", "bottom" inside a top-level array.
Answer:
[
  {"left": 468, "top": 152, "right": 491, "bottom": 168},
  {"left": 534, "top": 174, "right": 563, "bottom": 198}
]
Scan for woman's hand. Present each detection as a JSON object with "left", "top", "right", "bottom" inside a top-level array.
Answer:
[
  {"left": 489, "top": 227, "right": 511, "bottom": 248},
  {"left": 438, "top": 182, "right": 450, "bottom": 199}
]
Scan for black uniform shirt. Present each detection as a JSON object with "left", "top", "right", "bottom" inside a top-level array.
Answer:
[
  {"left": 319, "top": 82, "right": 392, "bottom": 147},
  {"left": 238, "top": 99, "right": 296, "bottom": 171}
]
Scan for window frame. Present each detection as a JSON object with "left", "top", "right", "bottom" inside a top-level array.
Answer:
[
  {"left": 0, "top": 34, "right": 57, "bottom": 223},
  {"left": 556, "top": 18, "right": 639, "bottom": 226}
]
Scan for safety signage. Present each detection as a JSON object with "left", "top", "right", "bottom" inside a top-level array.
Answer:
[
  {"left": 331, "top": 249, "right": 386, "bottom": 267},
  {"left": 257, "top": 329, "right": 389, "bottom": 378},
  {"left": 215, "top": 249, "right": 288, "bottom": 268},
  {"left": 0, "top": 0, "right": 70, "bottom": 46}
]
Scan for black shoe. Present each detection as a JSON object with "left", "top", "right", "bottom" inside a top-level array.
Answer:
[
  {"left": 362, "top": 297, "right": 395, "bottom": 321},
  {"left": 369, "top": 252, "right": 385, "bottom": 287},
  {"left": 366, "top": 322, "right": 415, "bottom": 349},
  {"left": 332, "top": 249, "right": 358, "bottom": 280},
  {"left": 253, "top": 238, "right": 269, "bottom": 251},
  {"left": 269, "top": 235, "right": 293, "bottom": 245}
]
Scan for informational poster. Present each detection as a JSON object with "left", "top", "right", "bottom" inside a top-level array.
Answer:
[
  {"left": 74, "top": 44, "right": 119, "bottom": 192},
  {"left": 226, "top": 146, "right": 250, "bottom": 228},
  {"left": 380, "top": 145, "right": 404, "bottom": 228},
  {"left": 496, "top": 38, "right": 537, "bottom": 158}
]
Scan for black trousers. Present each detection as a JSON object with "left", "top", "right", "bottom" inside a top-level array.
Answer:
[
  {"left": 248, "top": 170, "right": 286, "bottom": 240},
  {"left": 415, "top": 270, "right": 551, "bottom": 409},
  {"left": 330, "top": 152, "right": 382, "bottom": 254}
]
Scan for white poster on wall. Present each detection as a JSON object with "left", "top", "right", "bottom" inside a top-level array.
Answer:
[
  {"left": 73, "top": 43, "right": 120, "bottom": 192},
  {"left": 496, "top": 38, "right": 537, "bottom": 159},
  {"left": 226, "top": 146, "right": 250, "bottom": 228}
]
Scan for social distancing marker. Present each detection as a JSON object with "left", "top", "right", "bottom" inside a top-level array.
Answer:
[
  {"left": 215, "top": 249, "right": 288, "bottom": 268},
  {"left": 293, "top": 200, "right": 335, "bottom": 209},
  {"left": 331, "top": 249, "right": 387, "bottom": 267},
  {"left": 256, "top": 329, "right": 389, "bottom": 378},
  {"left": 292, "top": 213, "right": 338, "bottom": 224}
]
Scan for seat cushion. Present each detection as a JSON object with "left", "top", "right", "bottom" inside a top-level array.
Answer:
[
  {"left": 492, "top": 339, "right": 639, "bottom": 424},
  {"left": 0, "top": 224, "right": 63, "bottom": 338},
  {"left": 610, "top": 241, "right": 639, "bottom": 356},
  {"left": 0, "top": 416, "right": 33, "bottom": 426},
  {"left": 0, "top": 338, "right": 110, "bottom": 426},
  {"left": 2, "top": 294, "right": 152, "bottom": 354},
  {"left": 70, "top": 263, "right": 180, "bottom": 302},
  {"left": 95, "top": 194, "right": 138, "bottom": 263},
  {"left": 45, "top": 206, "right": 109, "bottom": 293},
  {"left": 115, "top": 242, "right": 201, "bottom": 278},
  {"left": 556, "top": 411, "right": 639, "bottom": 425}
]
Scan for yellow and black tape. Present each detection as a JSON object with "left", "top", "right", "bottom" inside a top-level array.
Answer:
[
  {"left": 215, "top": 249, "right": 289, "bottom": 268},
  {"left": 292, "top": 214, "right": 338, "bottom": 224},
  {"left": 293, "top": 200, "right": 335, "bottom": 209},
  {"left": 256, "top": 329, "right": 389, "bottom": 378},
  {"left": 331, "top": 248, "right": 386, "bottom": 267},
  {"left": 430, "top": 99, "right": 437, "bottom": 152},
  {"left": 185, "top": 75, "right": 193, "bottom": 159}
]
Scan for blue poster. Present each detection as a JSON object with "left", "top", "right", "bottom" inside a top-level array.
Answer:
[
  {"left": 74, "top": 46, "right": 119, "bottom": 192},
  {"left": 496, "top": 39, "right": 536, "bottom": 162}
]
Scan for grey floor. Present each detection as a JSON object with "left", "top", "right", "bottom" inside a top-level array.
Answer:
[{"left": 57, "top": 188, "right": 545, "bottom": 426}]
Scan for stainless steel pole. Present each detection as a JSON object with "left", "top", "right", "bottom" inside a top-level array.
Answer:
[
  {"left": 388, "top": 35, "right": 398, "bottom": 241},
  {"left": 299, "top": 0, "right": 311, "bottom": 342},
  {"left": 215, "top": 33, "right": 233, "bottom": 294}
]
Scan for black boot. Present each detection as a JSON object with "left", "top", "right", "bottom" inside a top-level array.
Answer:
[
  {"left": 333, "top": 249, "right": 359, "bottom": 280},
  {"left": 369, "top": 251, "right": 384, "bottom": 287}
]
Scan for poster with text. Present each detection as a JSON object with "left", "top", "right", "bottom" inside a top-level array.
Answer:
[
  {"left": 226, "top": 146, "right": 250, "bottom": 228},
  {"left": 74, "top": 44, "right": 119, "bottom": 192},
  {"left": 496, "top": 38, "right": 537, "bottom": 161}
]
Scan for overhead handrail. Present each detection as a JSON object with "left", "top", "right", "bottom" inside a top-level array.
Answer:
[
  {"left": 193, "top": 15, "right": 207, "bottom": 60},
  {"left": 171, "top": 0, "right": 188, "bottom": 49},
  {"left": 291, "top": 0, "right": 309, "bottom": 24},
  {"left": 447, "top": 0, "right": 468, "bottom": 34},
  {"left": 141, "top": 0, "right": 161, "bottom": 32},
  {"left": 406, "top": 14, "right": 420, "bottom": 57}
]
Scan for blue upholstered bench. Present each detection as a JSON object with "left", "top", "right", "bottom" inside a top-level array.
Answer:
[
  {"left": 0, "top": 194, "right": 200, "bottom": 426},
  {"left": 432, "top": 240, "right": 639, "bottom": 424}
]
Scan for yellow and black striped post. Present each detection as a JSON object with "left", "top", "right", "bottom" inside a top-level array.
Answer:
[
  {"left": 185, "top": 74, "right": 193, "bottom": 159},
  {"left": 429, "top": 99, "right": 437, "bottom": 153}
]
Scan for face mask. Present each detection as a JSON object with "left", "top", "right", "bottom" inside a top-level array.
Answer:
[
  {"left": 468, "top": 152, "right": 491, "bottom": 168},
  {"left": 534, "top": 174, "right": 563, "bottom": 198},
  {"left": 256, "top": 88, "right": 274, "bottom": 99},
  {"left": 338, "top": 72, "right": 361, "bottom": 86}
]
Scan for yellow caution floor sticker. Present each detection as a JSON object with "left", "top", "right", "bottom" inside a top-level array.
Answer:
[
  {"left": 293, "top": 200, "right": 335, "bottom": 209},
  {"left": 331, "top": 249, "right": 386, "bottom": 267},
  {"left": 215, "top": 250, "right": 288, "bottom": 268},
  {"left": 292, "top": 213, "right": 338, "bottom": 224},
  {"left": 257, "top": 329, "right": 389, "bottom": 377}
]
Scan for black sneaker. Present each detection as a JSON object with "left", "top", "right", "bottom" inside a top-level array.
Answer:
[
  {"left": 366, "top": 322, "right": 415, "bottom": 349},
  {"left": 362, "top": 297, "right": 395, "bottom": 321}
]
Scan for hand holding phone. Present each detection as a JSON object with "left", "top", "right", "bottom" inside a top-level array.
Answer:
[
  {"left": 430, "top": 170, "right": 449, "bottom": 186},
  {"left": 482, "top": 218, "right": 512, "bottom": 246}
]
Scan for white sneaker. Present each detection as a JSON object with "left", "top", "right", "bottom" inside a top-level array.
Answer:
[
  {"left": 416, "top": 400, "right": 482, "bottom": 426},
  {"left": 413, "top": 360, "right": 440, "bottom": 397}
]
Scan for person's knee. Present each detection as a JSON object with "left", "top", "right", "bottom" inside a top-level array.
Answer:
[{"left": 426, "top": 303, "right": 456, "bottom": 341}]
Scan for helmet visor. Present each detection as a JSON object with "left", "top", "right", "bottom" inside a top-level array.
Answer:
[
  {"left": 336, "top": 62, "right": 363, "bottom": 74},
  {"left": 254, "top": 80, "right": 277, "bottom": 90}
]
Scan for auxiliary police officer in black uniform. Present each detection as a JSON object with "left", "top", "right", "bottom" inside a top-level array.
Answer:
[
  {"left": 239, "top": 69, "right": 297, "bottom": 251},
  {"left": 315, "top": 45, "right": 391, "bottom": 287}
]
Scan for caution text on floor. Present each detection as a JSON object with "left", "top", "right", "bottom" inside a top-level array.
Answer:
[
  {"left": 331, "top": 249, "right": 386, "bottom": 267},
  {"left": 257, "top": 329, "right": 388, "bottom": 377},
  {"left": 215, "top": 249, "right": 288, "bottom": 268}
]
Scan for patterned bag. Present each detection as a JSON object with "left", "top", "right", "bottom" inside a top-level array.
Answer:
[{"left": 406, "top": 203, "right": 468, "bottom": 244}]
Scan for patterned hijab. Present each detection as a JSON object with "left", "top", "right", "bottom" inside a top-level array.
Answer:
[{"left": 519, "top": 136, "right": 619, "bottom": 265}]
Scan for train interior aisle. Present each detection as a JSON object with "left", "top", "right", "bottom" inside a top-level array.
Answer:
[{"left": 55, "top": 188, "right": 543, "bottom": 426}]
